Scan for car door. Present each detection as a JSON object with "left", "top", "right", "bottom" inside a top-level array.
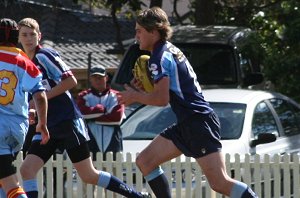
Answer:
[
  {"left": 250, "top": 100, "right": 289, "bottom": 156},
  {"left": 267, "top": 98, "right": 300, "bottom": 155}
]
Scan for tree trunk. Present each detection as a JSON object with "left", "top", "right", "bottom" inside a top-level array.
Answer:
[
  {"left": 110, "top": 1, "right": 124, "bottom": 53},
  {"left": 195, "top": 0, "right": 215, "bottom": 25},
  {"left": 173, "top": 0, "right": 183, "bottom": 24},
  {"left": 150, "top": 0, "right": 162, "bottom": 8}
]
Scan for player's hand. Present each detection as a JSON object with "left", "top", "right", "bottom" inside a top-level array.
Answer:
[
  {"left": 35, "top": 122, "right": 50, "bottom": 145},
  {"left": 130, "top": 78, "right": 144, "bottom": 92},
  {"left": 117, "top": 84, "right": 137, "bottom": 106}
]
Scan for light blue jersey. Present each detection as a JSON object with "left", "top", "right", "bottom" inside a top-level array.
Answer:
[
  {"left": 0, "top": 46, "right": 45, "bottom": 154},
  {"left": 0, "top": 46, "right": 44, "bottom": 118}
]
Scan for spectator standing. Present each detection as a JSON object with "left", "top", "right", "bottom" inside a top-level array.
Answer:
[
  {"left": 18, "top": 17, "right": 150, "bottom": 198},
  {"left": 77, "top": 65, "right": 125, "bottom": 161},
  {"left": 0, "top": 18, "right": 49, "bottom": 198}
]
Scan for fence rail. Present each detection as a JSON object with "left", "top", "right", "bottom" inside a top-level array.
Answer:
[{"left": 14, "top": 152, "right": 300, "bottom": 198}]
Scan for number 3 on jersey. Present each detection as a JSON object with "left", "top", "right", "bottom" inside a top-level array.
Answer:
[{"left": 0, "top": 70, "right": 17, "bottom": 105}]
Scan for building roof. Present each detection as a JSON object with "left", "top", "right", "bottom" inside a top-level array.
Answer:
[{"left": 1, "top": 1, "right": 136, "bottom": 71}]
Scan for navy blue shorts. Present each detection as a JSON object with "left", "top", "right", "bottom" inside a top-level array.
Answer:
[
  {"left": 160, "top": 112, "right": 222, "bottom": 158},
  {"left": 27, "top": 119, "right": 90, "bottom": 163}
]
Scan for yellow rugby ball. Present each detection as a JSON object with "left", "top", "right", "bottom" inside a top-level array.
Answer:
[{"left": 132, "top": 55, "right": 154, "bottom": 92}]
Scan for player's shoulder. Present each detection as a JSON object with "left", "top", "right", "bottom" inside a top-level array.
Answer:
[
  {"left": 18, "top": 60, "right": 41, "bottom": 78},
  {"left": 37, "top": 47, "right": 60, "bottom": 57},
  {"left": 151, "top": 41, "right": 170, "bottom": 62},
  {"left": 14, "top": 51, "right": 41, "bottom": 77}
]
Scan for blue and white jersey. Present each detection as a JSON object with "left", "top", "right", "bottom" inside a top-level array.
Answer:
[
  {"left": 0, "top": 46, "right": 44, "bottom": 118},
  {"left": 149, "top": 41, "right": 213, "bottom": 122},
  {"left": 33, "top": 46, "right": 82, "bottom": 127}
]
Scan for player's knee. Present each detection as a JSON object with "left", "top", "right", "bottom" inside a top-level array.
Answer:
[
  {"left": 79, "top": 172, "right": 98, "bottom": 185},
  {"left": 136, "top": 153, "right": 152, "bottom": 175},
  {"left": 210, "top": 183, "right": 223, "bottom": 194},
  {"left": 80, "top": 175, "right": 92, "bottom": 184},
  {"left": 207, "top": 179, "right": 229, "bottom": 195},
  {"left": 20, "top": 162, "right": 36, "bottom": 179},
  {"left": 20, "top": 163, "right": 27, "bottom": 178},
  {"left": 135, "top": 154, "right": 144, "bottom": 171}
]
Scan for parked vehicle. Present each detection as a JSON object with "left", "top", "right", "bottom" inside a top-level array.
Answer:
[
  {"left": 112, "top": 25, "right": 265, "bottom": 91},
  {"left": 121, "top": 89, "right": 300, "bottom": 159},
  {"left": 120, "top": 89, "right": 300, "bottom": 197}
]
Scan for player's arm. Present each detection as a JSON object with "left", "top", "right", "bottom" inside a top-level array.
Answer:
[
  {"left": 46, "top": 75, "right": 77, "bottom": 100},
  {"left": 117, "top": 76, "right": 169, "bottom": 106},
  {"left": 32, "top": 91, "right": 50, "bottom": 144}
]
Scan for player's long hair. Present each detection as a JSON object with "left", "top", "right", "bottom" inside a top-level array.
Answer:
[{"left": 136, "top": 7, "right": 173, "bottom": 41}]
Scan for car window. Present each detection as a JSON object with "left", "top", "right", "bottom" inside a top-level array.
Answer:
[
  {"left": 269, "top": 98, "right": 300, "bottom": 136},
  {"left": 176, "top": 44, "right": 237, "bottom": 85},
  {"left": 210, "top": 103, "right": 246, "bottom": 139},
  {"left": 252, "top": 101, "right": 279, "bottom": 138},
  {"left": 122, "top": 105, "right": 177, "bottom": 140}
]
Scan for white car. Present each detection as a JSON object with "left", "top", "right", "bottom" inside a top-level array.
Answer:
[{"left": 121, "top": 89, "right": 300, "bottom": 160}]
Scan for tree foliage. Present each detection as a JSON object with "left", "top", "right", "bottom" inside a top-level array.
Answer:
[
  {"left": 250, "top": 1, "right": 300, "bottom": 101},
  {"left": 77, "top": 0, "right": 146, "bottom": 52},
  {"left": 191, "top": 0, "right": 300, "bottom": 101}
]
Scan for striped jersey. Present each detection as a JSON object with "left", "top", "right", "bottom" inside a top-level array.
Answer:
[
  {"left": 33, "top": 46, "right": 82, "bottom": 127},
  {"left": 0, "top": 46, "right": 44, "bottom": 118},
  {"left": 149, "top": 41, "right": 213, "bottom": 122}
]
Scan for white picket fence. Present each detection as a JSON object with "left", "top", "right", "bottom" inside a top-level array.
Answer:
[{"left": 13, "top": 152, "right": 300, "bottom": 198}]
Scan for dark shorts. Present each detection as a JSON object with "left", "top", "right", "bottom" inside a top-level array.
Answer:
[
  {"left": 27, "top": 119, "right": 90, "bottom": 163},
  {"left": 160, "top": 112, "right": 222, "bottom": 158},
  {"left": 0, "top": 152, "right": 18, "bottom": 179}
]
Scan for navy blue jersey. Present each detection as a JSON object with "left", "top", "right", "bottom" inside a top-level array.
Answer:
[
  {"left": 149, "top": 41, "right": 213, "bottom": 122},
  {"left": 33, "top": 46, "right": 82, "bottom": 127}
]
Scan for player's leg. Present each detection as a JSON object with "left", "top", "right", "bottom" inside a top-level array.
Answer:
[
  {"left": 197, "top": 152, "right": 257, "bottom": 197},
  {"left": 0, "top": 183, "right": 5, "bottom": 198},
  {"left": 136, "top": 134, "right": 182, "bottom": 198},
  {"left": 193, "top": 112, "right": 257, "bottom": 198},
  {"left": 20, "top": 136, "right": 56, "bottom": 198},
  {"left": 68, "top": 143, "right": 150, "bottom": 198},
  {"left": 0, "top": 154, "right": 27, "bottom": 198},
  {"left": 0, "top": 116, "right": 28, "bottom": 198},
  {"left": 22, "top": 124, "right": 36, "bottom": 158},
  {"left": 20, "top": 154, "right": 44, "bottom": 198},
  {"left": 65, "top": 118, "right": 151, "bottom": 197}
]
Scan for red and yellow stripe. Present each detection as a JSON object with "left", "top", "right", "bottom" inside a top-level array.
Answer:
[{"left": 7, "top": 187, "right": 27, "bottom": 198}]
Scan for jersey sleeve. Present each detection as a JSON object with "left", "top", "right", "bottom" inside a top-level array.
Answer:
[
  {"left": 36, "top": 48, "right": 73, "bottom": 81},
  {"left": 150, "top": 51, "right": 174, "bottom": 83},
  {"left": 22, "top": 56, "right": 45, "bottom": 94}
]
